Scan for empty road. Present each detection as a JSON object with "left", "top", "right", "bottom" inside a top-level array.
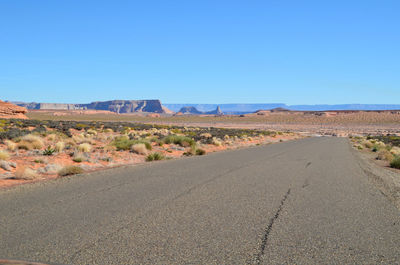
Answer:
[{"left": 1, "top": 137, "right": 399, "bottom": 264}]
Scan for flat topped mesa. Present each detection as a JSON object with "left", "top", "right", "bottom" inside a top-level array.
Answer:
[{"left": 0, "top": 100, "right": 28, "bottom": 119}]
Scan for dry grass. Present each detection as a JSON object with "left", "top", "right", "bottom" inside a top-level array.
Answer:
[
  {"left": 212, "top": 137, "right": 222, "bottom": 146},
  {"left": 55, "top": 141, "right": 65, "bottom": 152},
  {"left": 390, "top": 147, "right": 400, "bottom": 156},
  {"left": 14, "top": 167, "right": 39, "bottom": 180},
  {"left": 21, "top": 134, "right": 44, "bottom": 149},
  {"left": 17, "top": 140, "right": 33, "bottom": 150},
  {"left": 58, "top": 165, "right": 84, "bottom": 176},
  {"left": 376, "top": 150, "right": 394, "bottom": 161},
  {"left": 0, "top": 150, "right": 10, "bottom": 161},
  {"left": 131, "top": 143, "right": 148, "bottom": 155},
  {"left": 4, "top": 140, "right": 17, "bottom": 151},
  {"left": 78, "top": 143, "right": 92, "bottom": 153}
]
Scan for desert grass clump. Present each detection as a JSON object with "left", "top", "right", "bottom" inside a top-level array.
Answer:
[
  {"left": 390, "top": 156, "right": 400, "bottom": 169},
  {"left": 78, "top": 143, "right": 92, "bottom": 153},
  {"left": 376, "top": 150, "right": 394, "bottom": 162},
  {"left": 112, "top": 137, "right": 152, "bottom": 151},
  {"left": 14, "top": 167, "right": 39, "bottom": 180},
  {"left": 390, "top": 146, "right": 400, "bottom": 156},
  {"left": 211, "top": 137, "right": 222, "bottom": 146},
  {"left": 55, "top": 141, "right": 65, "bottom": 152},
  {"left": 0, "top": 150, "right": 10, "bottom": 161},
  {"left": 4, "top": 140, "right": 17, "bottom": 151},
  {"left": 131, "top": 143, "right": 148, "bottom": 155},
  {"left": 72, "top": 153, "right": 85, "bottom": 163},
  {"left": 17, "top": 140, "right": 32, "bottom": 150},
  {"left": 163, "top": 135, "right": 196, "bottom": 147},
  {"left": 146, "top": 152, "right": 165, "bottom": 162},
  {"left": 58, "top": 165, "right": 84, "bottom": 176},
  {"left": 21, "top": 134, "right": 44, "bottom": 149},
  {"left": 200, "top": 133, "right": 212, "bottom": 139},
  {"left": 363, "top": 140, "right": 373, "bottom": 149}
]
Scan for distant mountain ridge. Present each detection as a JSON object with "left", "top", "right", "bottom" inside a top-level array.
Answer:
[
  {"left": 165, "top": 103, "right": 400, "bottom": 114},
  {"left": 12, "top": 100, "right": 168, "bottom": 114}
]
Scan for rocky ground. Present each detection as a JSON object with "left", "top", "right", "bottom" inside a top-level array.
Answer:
[{"left": 0, "top": 119, "right": 302, "bottom": 188}]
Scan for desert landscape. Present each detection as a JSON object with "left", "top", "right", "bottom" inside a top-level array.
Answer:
[
  {"left": 1, "top": 100, "right": 400, "bottom": 190},
  {"left": 0, "top": 102, "right": 303, "bottom": 188}
]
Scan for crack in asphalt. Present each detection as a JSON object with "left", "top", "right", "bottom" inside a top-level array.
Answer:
[{"left": 254, "top": 188, "right": 291, "bottom": 265}]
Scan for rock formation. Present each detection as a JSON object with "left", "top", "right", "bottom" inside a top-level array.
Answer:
[
  {"left": 177, "top": 106, "right": 224, "bottom": 115},
  {"left": 13, "top": 100, "right": 169, "bottom": 114},
  {"left": 0, "top": 100, "right": 28, "bottom": 119}
]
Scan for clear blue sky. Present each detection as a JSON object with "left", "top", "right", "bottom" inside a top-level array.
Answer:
[{"left": 1, "top": 0, "right": 399, "bottom": 104}]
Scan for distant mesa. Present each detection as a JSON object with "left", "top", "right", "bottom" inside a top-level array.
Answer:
[
  {"left": 0, "top": 100, "right": 28, "bottom": 119},
  {"left": 13, "top": 100, "right": 170, "bottom": 114},
  {"left": 176, "top": 106, "right": 223, "bottom": 115}
]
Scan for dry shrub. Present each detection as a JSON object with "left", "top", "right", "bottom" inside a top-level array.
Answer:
[
  {"left": 212, "top": 137, "right": 222, "bottom": 146},
  {"left": 390, "top": 146, "right": 400, "bottom": 156},
  {"left": 0, "top": 150, "right": 10, "bottom": 160},
  {"left": 58, "top": 165, "right": 84, "bottom": 176},
  {"left": 78, "top": 143, "right": 92, "bottom": 153},
  {"left": 131, "top": 143, "right": 148, "bottom": 155},
  {"left": 55, "top": 141, "right": 65, "bottom": 152},
  {"left": 200, "top": 133, "right": 212, "bottom": 138},
  {"left": 21, "top": 134, "right": 44, "bottom": 149},
  {"left": 376, "top": 150, "right": 394, "bottom": 161},
  {"left": 17, "top": 140, "right": 33, "bottom": 150},
  {"left": 72, "top": 153, "right": 86, "bottom": 163},
  {"left": 5, "top": 140, "right": 17, "bottom": 151},
  {"left": 363, "top": 140, "right": 373, "bottom": 148},
  {"left": 14, "top": 167, "right": 39, "bottom": 180}
]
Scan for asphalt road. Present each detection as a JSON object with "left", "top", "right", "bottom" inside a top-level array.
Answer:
[{"left": 1, "top": 137, "right": 399, "bottom": 264}]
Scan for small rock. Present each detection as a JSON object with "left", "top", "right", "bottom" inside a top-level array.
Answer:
[
  {"left": 9, "top": 162, "right": 17, "bottom": 168},
  {"left": 0, "top": 161, "right": 12, "bottom": 171},
  {"left": 38, "top": 164, "right": 63, "bottom": 174}
]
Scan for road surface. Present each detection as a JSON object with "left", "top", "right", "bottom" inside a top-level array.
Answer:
[{"left": 1, "top": 137, "right": 399, "bottom": 264}]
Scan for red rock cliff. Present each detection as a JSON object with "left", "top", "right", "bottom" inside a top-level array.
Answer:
[{"left": 0, "top": 100, "right": 28, "bottom": 119}]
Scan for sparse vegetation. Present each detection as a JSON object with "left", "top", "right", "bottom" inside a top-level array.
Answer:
[
  {"left": 146, "top": 152, "right": 165, "bottom": 161},
  {"left": 0, "top": 118, "right": 295, "bottom": 186}
]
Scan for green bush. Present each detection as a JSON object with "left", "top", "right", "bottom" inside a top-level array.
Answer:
[
  {"left": 162, "top": 135, "right": 196, "bottom": 147},
  {"left": 146, "top": 152, "right": 165, "bottom": 162},
  {"left": 390, "top": 156, "right": 400, "bottom": 169},
  {"left": 112, "top": 137, "right": 152, "bottom": 151}
]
